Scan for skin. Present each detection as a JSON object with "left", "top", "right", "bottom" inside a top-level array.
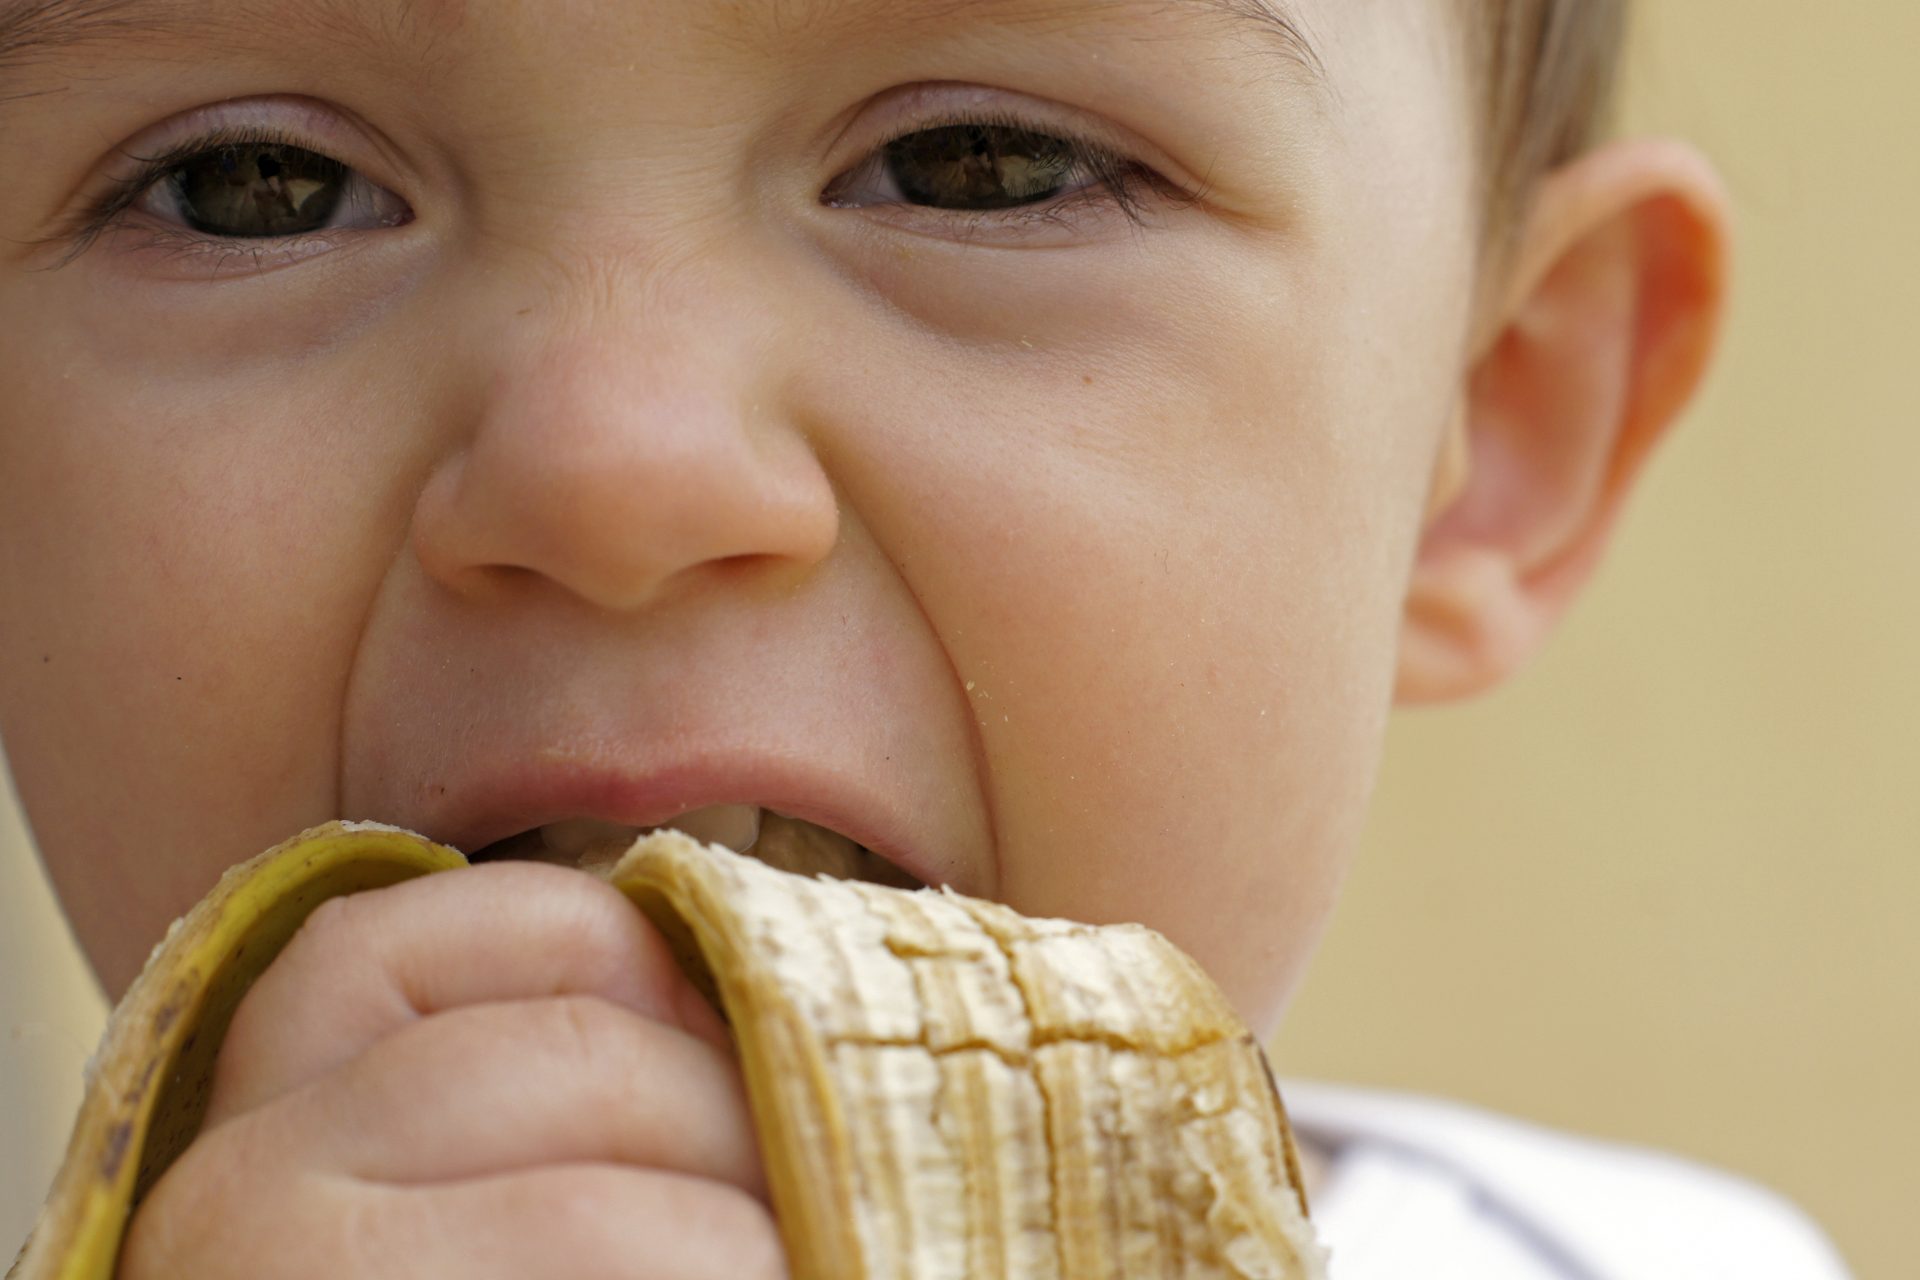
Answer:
[{"left": 0, "top": 0, "right": 1729, "bottom": 1266}]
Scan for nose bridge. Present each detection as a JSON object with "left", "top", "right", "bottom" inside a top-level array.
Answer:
[
  {"left": 529, "top": 225, "right": 768, "bottom": 366},
  {"left": 516, "top": 249, "right": 759, "bottom": 434},
  {"left": 413, "top": 235, "right": 839, "bottom": 613},
  {"left": 496, "top": 237, "right": 793, "bottom": 489}
]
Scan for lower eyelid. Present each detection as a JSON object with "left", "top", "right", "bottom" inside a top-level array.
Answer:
[{"left": 106, "top": 222, "right": 354, "bottom": 277}]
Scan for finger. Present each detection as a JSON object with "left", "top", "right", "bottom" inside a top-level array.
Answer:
[
  {"left": 206, "top": 861, "right": 729, "bottom": 1126},
  {"left": 375, "top": 1164, "right": 788, "bottom": 1280},
  {"left": 124, "top": 1146, "right": 785, "bottom": 1280},
  {"left": 291, "top": 994, "right": 767, "bottom": 1199}
]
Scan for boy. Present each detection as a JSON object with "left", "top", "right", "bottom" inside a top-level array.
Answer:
[{"left": 0, "top": 0, "right": 1848, "bottom": 1274}]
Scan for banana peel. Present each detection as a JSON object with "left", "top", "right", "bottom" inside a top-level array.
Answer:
[
  {"left": 8, "top": 823, "right": 464, "bottom": 1280},
  {"left": 10, "top": 821, "right": 1327, "bottom": 1279}
]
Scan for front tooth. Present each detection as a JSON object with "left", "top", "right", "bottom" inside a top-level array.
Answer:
[
  {"left": 541, "top": 817, "right": 643, "bottom": 860},
  {"left": 658, "top": 804, "right": 761, "bottom": 854}
]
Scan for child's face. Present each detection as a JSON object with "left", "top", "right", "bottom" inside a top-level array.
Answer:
[{"left": 0, "top": 1, "right": 1477, "bottom": 1034}]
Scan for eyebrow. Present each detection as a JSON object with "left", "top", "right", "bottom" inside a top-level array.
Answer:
[
  {"left": 0, "top": 0, "right": 178, "bottom": 97},
  {"left": 0, "top": 0, "right": 1324, "bottom": 85},
  {"left": 1137, "top": 0, "right": 1320, "bottom": 71}
]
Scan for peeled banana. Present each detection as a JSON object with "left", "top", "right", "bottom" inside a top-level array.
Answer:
[{"left": 10, "top": 821, "right": 1328, "bottom": 1279}]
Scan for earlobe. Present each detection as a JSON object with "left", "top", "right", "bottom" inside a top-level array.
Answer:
[{"left": 1395, "top": 138, "right": 1732, "bottom": 705}]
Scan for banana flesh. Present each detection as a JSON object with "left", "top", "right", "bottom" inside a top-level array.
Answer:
[{"left": 11, "top": 822, "right": 1327, "bottom": 1279}]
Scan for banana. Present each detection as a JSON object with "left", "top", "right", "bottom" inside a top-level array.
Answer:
[{"left": 11, "top": 822, "right": 1328, "bottom": 1279}]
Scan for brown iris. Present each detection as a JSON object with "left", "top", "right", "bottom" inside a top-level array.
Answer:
[
  {"left": 167, "top": 143, "right": 347, "bottom": 237},
  {"left": 883, "top": 123, "right": 1079, "bottom": 210}
]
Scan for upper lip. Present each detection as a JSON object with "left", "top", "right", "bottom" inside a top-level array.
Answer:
[{"left": 421, "top": 752, "right": 952, "bottom": 892}]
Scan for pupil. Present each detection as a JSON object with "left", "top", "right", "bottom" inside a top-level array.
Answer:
[
  {"left": 172, "top": 143, "right": 346, "bottom": 238},
  {"left": 886, "top": 124, "right": 1076, "bottom": 211}
]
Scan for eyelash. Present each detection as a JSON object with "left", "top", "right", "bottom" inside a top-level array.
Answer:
[
  {"left": 832, "top": 106, "right": 1202, "bottom": 235},
  {"left": 54, "top": 123, "right": 336, "bottom": 269},
  {"left": 51, "top": 108, "right": 1198, "bottom": 269}
]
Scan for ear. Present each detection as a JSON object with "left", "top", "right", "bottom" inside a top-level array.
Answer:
[{"left": 1395, "top": 138, "right": 1733, "bottom": 704}]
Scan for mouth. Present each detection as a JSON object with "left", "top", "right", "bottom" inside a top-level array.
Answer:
[{"left": 467, "top": 804, "right": 927, "bottom": 890}]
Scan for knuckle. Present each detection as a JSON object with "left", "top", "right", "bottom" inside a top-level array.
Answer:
[
  {"left": 548, "top": 992, "right": 631, "bottom": 1066},
  {"left": 533, "top": 993, "right": 699, "bottom": 1128},
  {"left": 503, "top": 862, "right": 655, "bottom": 949}
]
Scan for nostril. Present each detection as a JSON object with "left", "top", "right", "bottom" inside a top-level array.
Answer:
[
  {"left": 429, "top": 561, "right": 545, "bottom": 609},
  {"left": 711, "top": 551, "right": 796, "bottom": 583}
]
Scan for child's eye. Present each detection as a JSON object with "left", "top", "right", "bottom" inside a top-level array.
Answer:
[
  {"left": 51, "top": 125, "right": 413, "bottom": 272},
  {"left": 129, "top": 139, "right": 414, "bottom": 241},
  {"left": 823, "top": 112, "right": 1189, "bottom": 236},
  {"left": 133, "top": 140, "right": 410, "bottom": 240}
]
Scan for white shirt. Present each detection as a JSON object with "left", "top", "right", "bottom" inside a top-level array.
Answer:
[{"left": 1279, "top": 1080, "right": 1855, "bottom": 1280}]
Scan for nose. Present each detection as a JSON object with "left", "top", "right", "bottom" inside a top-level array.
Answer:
[{"left": 412, "top": 299, "right": 839, "bottom": 614}]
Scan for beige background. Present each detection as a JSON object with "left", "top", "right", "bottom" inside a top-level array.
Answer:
[
  {"left": 1272, "top": 4, "right": 1918, "bottom": 1277},
  {"left": 4, "top": 1, "right": 1914, "bottom": 1274}
]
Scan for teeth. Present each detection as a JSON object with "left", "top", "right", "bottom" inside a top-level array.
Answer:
[
  {"left": 667, "top": 803, "right": 763, "bottom": 853},
  {"left": 514, "top": 807, "right": 920, "bottom": 888},
  {"left": 539, "top": 817, "right": 646, "bottom": 860},
  {"left": 753, "top": 813, "right": 925, "bottom": 889}
]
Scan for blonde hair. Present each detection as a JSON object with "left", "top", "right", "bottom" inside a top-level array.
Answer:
[{"left": 1472, "top": 0, "right": 1629, "bottom": 241}]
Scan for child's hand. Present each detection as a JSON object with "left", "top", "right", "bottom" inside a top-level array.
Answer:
[{"left": 117, "top": 861, "right": 785, "bottom": 1279}]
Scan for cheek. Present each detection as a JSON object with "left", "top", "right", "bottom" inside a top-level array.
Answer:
[
  {"left": 0, "top": 295, "right": 424, "bottom": 995},
  {"left": 808, "top": 241, "right": 1435, "bottom": 1030}
]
